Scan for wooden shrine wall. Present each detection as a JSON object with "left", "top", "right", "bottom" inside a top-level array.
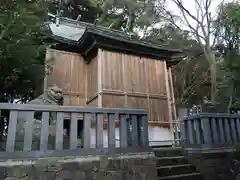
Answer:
[
  {"left": 98, "top": 49, "right": 172, "bottom": 126},
  {"left": 44, "top": 48, "right": 175, "bottom": 126}
]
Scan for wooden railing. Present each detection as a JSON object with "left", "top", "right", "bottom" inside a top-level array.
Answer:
[
  {"left": 180, "top": 113, "right": 240, "bottom": 148},
  {"left": 0, "top": 103, "right": 149, "bottom": 159}
]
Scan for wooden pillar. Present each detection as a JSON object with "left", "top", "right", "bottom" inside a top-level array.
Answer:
[
  {"left": 168, "top": 67, "right": 177, "bottom": 120},
  {"left": 44, "top": 48, "right": 50, "bottom": 90},
  {"left": 164, "top": 61, "right": 173, "bottom": 137},
  {"left": 97, "top": 49, "right": 103, "bottom": 107},
  {"left": 122, "top": 54, "right": 128, "bottom": 107}
]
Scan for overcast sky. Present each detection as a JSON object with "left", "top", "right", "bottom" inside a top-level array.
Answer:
[{"left": 165, "top": 0, "right": 232, "bottom": 30}]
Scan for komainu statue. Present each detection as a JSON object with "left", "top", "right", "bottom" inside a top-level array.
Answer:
[
  {"left": 17, "top": 85, "right": 64, "bottom": 137},
  {"left": 28, "top": 84, "right": 64, "bottom": 106},
  {"left": 27, "top": 84, "right": 64, "bottom": 121}
]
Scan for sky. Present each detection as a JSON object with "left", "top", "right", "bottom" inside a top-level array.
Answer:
[
  {"left": 149, "top": 0, "right": 234, "bottom": 44},
  {"left": 138, "top": 0, "right": 233, "bottom": 40},
  {"left": 164, "top": 0, "right": 232, "bottom": 31}
]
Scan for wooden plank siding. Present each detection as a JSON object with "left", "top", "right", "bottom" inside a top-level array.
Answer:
[
  {"left": 86, "top": 56, "right": 98, "bottom": 106},
  {"left": 99, "top": 49, "right": 171, "bottom": 127},
  {"left": 44, "top": 48, "right": 174, "bottom": 127}
]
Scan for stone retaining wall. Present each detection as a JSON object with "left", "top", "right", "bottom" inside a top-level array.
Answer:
[
  {"left": 185, "top": 149, "right": 240, "bottom": 180},
  {"left": 0, "top": 152, "right": 157, "bottom": 180}
]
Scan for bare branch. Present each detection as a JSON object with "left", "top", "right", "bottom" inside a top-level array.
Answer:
[
  {"left": 170, "top": 0, "right": 214, "bottom": 47},
  {"left": 173, "top": 0, "right": 201, "bottom": 24},
  {"left": 160, "top": 8, "right": 183, "bottom": 31},
  {"left": 167, "top": 0, "right": 218, "bottom": 104},
  {"left": 204, "top": 0, "right": 212, "bottom": 45},
  {"left": 179, "top": 5, "right": 204, "bottom": 42}
]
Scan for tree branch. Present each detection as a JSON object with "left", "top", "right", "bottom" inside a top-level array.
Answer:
[
  {"left": 171, "top": 0, "right": 214, "bottom": 46},
  {"left": 0, "top": 25, "right": 8, "bottom": 40}
]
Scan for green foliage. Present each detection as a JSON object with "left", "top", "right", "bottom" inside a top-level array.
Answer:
[
  {"left": 92, "top": 0, "right": 166, "bottom": 33},
  {"left": 47, "top": 0, "right": 102, "bottom": 23},
  {"left": 215, "top": 1, "right": 240, "bottom": 47},
  {"left": 214, "top": 1, "right": 240, "bottom": 111},
  {"left": 0, "top": 0, "right": 48, "bottom": 102}
]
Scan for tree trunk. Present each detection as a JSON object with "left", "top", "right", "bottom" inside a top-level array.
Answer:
[
  {"left": 227, "top": 80, "right": 236, "bottom": 114},
  {"left": 204, "top": 49, "right": 216, "bottom": 105},
  {"left": 228, "top": 95, "right": 233, "bottom": 114},
  {"left": 210, "top": 62, "right": 216, "bottom": 104}
]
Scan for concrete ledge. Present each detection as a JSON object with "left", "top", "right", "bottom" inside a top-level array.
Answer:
[
  {"left": 0, "top": 151, "right": 158, "bottom": 180},
  {"left": 0, "top": 147, "right": 152, "bottom": 160},
  {"left": 184, "top": 147, "right": 238, "bottom": 154}
]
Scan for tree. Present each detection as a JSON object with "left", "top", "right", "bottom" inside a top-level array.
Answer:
[
  {"left": 0, "top": 0, "right": 49, "bottom": 102},
  {"left": 91, "top": 0, "right": 168, "bottom": 34},
  {"left": 214, "top": 1, "right": 240, "bottom": 112},
  {"left": 46, "top": 0, "right": 102, "bottom": 23},
  {"left": 165, "top": 0, "right": 218, "bottom": 104}
]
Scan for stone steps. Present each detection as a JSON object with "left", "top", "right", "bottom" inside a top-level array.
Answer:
[
  {"left": 158, "top": 172, "right": 202, "bottom": 180},
  {"left": 153, "top": 147, "right": 203, "bottom": 180},
  {"left": 156, "top": 156, "right": 189, "bottom": 167},
  {"left": 157, "top": 164, "right": 196, "bottom": 177}
]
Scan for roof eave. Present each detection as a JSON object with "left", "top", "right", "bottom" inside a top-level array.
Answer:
[
  {"left": 40, "top": 19, "right": 184, "bottom": 65},
  {"left": 51, "top": 18, "right": 183, "bottom": 54}
]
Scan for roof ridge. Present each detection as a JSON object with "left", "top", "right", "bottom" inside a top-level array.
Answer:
[
  {"left": 59, "top": 17, "right": 182, "bottom": 52},
  {"left": 60, "top": 17, "right": 133, "bottom": 37}
]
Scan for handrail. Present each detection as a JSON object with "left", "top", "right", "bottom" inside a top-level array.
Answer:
[
  {"left": 0, "top": 103, "right": 147, "bottom": 114},
  {"left": 0, "top": 103, "right": 149, "bottom": 159},
  {"left": 180, "top": 113, "right": 240, "bottom": 149}
]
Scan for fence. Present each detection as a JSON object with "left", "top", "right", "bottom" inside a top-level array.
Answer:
[
  {"left": 181, "top": 113, "right": 240, "bottom": 149},
  {"left": 0, "top": 103, "right": 149, "bottom": 159}
]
